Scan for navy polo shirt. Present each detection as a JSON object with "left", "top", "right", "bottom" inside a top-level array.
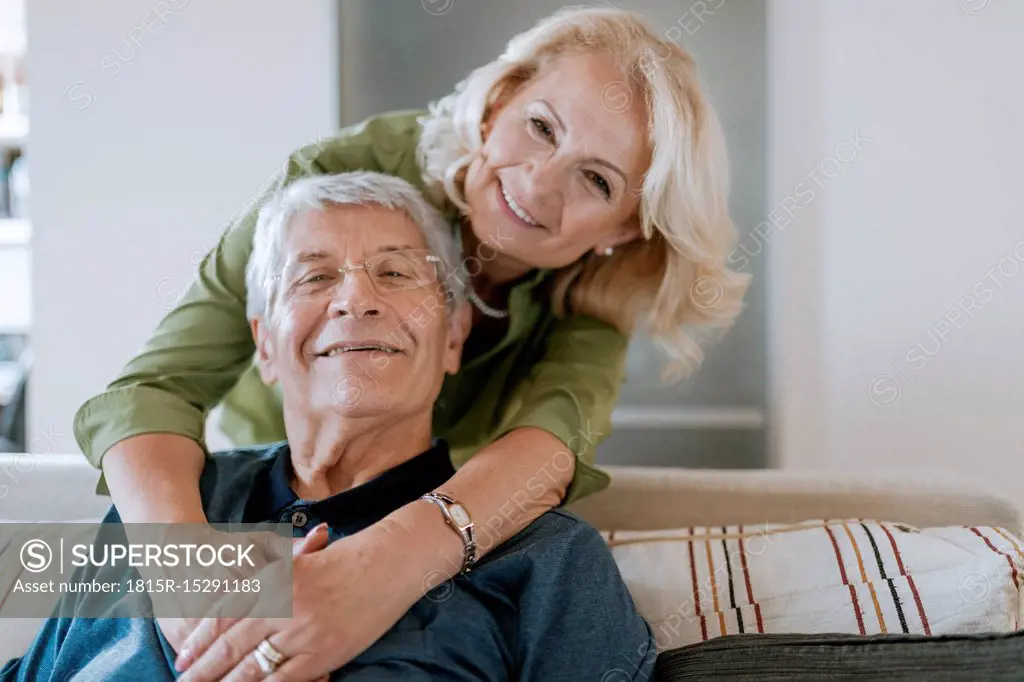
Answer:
[
  {"left": 3, "top": 442, "right": 656, "bottom": 681},
  {"left": 243, "top": 439, "right": 456, "bottom": 540}
]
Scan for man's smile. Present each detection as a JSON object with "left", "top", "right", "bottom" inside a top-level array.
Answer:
[{"left": 315, "top": 340, "right": 405, "bottom": 358}]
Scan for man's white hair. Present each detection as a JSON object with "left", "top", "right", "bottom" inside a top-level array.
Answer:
[{"left": 246, "top": 171, "right": 465, "bottom": 320}]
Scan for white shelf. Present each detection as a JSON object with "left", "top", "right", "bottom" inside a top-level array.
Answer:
[
  {"left": 0, "top": 0, "right": 27, "bottom": 56},
  {"left": 0, "top": 115, "right": 28, "bottom": 146},
  {"left": 0, "top": 232, "right": 30, "bottom": 333},
  {"left": 611, "top": 406, "right": 766, "bottom": 430},
  {"left": 0, "top": 218, "right": 30, "bottom": 247}
]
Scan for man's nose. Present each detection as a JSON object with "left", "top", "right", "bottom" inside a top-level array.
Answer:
[{"left": 327, "top": 269, "right": 382, "bottom": 318}]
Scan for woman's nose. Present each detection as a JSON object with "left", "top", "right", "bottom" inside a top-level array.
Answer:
[
  {"left": 327, "top": 269, "right": 381, "bottom": 318},
  {"left": 523, "top": 155, "right": 563, "bottom": 206}
]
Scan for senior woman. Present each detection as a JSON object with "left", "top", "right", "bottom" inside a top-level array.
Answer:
[
  {"left": 4, "top": 171, "right": 655, "bottom": 681},
  {"left": 74, "top": 6, "right": 749, "bottom": 677}
]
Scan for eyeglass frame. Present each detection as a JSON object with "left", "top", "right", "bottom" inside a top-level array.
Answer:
[{"left": 268, "top": 248, "right": 447, "bottom": 298}]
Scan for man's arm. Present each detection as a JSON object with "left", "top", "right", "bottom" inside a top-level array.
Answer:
[
  {"left": 511, "top": 513, "right": 656, "bottom": 681},
  {"left": 1, "top": 509, "right": 180, "bottom": 681}
]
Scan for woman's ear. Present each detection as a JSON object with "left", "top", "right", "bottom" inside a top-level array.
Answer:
[
  {"left": 443, "top": 301, "right": 472, "bottom": 376},
  {"left": 482, "top": 90, "right": 511, "bottom": 140},
  {"left": 481, "top": 105, "right": 502, "bottom": 141},
  {"left": 594, "top": 214, "right": 643, "bottom": 254},
  {"left": 250, "top": 318, "right": 278, "bottom": 385}
]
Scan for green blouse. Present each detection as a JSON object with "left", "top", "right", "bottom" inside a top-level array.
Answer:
[{"left": 73, "top": 110, "right": 630, "bottom": 505}]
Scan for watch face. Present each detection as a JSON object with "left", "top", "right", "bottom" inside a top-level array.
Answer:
[{"left": 449, "top": 504, "right": 471, "bottom": 527}]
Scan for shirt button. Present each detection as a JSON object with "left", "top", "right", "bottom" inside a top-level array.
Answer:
[{"left": 291, "top": 511, "right": 308, "bottom": 528}]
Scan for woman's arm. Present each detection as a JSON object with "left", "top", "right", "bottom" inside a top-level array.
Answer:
[
  {"left": 101, "top": 434, "right": 207, "bottom": 523},
  {"left": 344, "top": 314, "right": 631, "bottom": 627},
  {"left": 387, "top": 312, "right": 631, "bottom": 570},
  {"left": 379, "top": 426, "right": 572, "bottom": 582}
]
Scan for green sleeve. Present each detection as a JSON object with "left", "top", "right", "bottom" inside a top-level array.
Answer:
[
  {"left": 495, "top": 315, "right": 630, "bottom": 506},
  {"left": 73, "top": 111, "right": 426, "bottom": 491}
]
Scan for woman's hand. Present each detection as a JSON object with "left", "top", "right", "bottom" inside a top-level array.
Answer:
[
  {"left": 175, "top": 521, "right": 425, "bottom": 682},
  {"left": 160, "top": 524, "right": 332, "bottom": 666},
  {"left": 146, "top": 525, "right": 285, "bottom": 654}
]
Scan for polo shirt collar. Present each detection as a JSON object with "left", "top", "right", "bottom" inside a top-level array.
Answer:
[{"left": 245, "top": 439, "right": 455, "bottom": 535}]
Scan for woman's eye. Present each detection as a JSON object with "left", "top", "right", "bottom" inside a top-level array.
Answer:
[
  {"left": 587, "top": 171, "right": 611, "bottom": 198},
  {"left": 300, "top": 273, "right": 331, "bottom": 285},
  {"left": 530, "top": 117, "right": 553, "bottom": 139}
]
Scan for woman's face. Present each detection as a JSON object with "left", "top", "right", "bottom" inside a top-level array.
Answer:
[{"left": 463, "top": 52, "right": 651, "bottom": 270}]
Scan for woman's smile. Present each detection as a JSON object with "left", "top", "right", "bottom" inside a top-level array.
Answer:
[{"left": 497, "top": 179, "right": 544, "bottom": 229}]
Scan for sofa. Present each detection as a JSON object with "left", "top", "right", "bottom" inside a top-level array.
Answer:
[{"left": 1, "top": 452, "right": 1021, "bottom": 669}]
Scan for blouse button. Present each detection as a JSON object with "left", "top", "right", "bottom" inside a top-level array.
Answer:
[{"left": 291, "top": 510, "right": 308, "bottom": 528}]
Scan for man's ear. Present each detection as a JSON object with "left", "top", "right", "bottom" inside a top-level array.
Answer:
[
  {"left": 250, "top": 318, "right": 278, "bottom": 385},
  {"left": 443, "top": 301, "right": 472, "bottom": 375}
]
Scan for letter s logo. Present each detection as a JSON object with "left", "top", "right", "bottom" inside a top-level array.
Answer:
[{"left": 21, "top": 539, "right": 53, "bottom": 573}]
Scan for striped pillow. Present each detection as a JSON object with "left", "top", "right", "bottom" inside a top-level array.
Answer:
[{"left": 602, "top": 520, "right": 1024, "bottom": 652}]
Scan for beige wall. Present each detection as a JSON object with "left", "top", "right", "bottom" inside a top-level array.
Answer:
[
  {"left": 768, "top": 0, "right": 1024, "bottom": 498},
  {"left": 340, "top": 0, "right": 771, "bottom": 468}
]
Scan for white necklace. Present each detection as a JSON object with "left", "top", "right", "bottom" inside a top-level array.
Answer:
[
  {"left": 466, "top": 288, "right": 510, "bottom": 319},
  {"left": 456, "top": 225, "right": 510, "bottom": 319}
]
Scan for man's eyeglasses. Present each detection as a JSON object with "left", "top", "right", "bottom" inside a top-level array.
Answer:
[{"left": 271, "top": 249, "right": 444, "bottom": 296}]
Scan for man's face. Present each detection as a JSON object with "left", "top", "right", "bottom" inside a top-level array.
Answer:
[{"left": 252, "top": 204, "right": 466, "bottom": 423}]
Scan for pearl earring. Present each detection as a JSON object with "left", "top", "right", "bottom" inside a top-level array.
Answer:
[{"left": 602, "top": 246, "right": 614, "bottom": 256}]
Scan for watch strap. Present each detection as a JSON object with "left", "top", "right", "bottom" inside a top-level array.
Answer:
[{"left": 421, "top": 492, "right": 477, "bottom": 574}]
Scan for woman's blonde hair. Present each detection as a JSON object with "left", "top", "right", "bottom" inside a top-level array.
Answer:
[{"left": 416, "top": 5, "right": 750, "bottom": 381}]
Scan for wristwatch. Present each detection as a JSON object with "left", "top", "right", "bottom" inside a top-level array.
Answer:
[{"left": 420, "top": 492, "right": 478, "bottom": 574}]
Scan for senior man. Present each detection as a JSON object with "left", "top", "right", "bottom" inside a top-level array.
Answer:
[{"left": 2, "top": 172, "right": 655, "bottom": 681}]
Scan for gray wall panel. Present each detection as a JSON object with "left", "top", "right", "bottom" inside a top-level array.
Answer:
[{"left": 338, "top": 0, "right": 767, "bottom": 467}]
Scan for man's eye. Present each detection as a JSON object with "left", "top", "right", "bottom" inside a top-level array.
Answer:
[{"left": 530, "top": 117, "right": 553, "bottom": 138}]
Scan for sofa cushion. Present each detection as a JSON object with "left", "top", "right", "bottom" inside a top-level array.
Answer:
[
  {"left": 0, "top": 522, "right": 103, "bottom": 664},
  {"left": 654, "top": 630, "right": 1024, "bottom": 681},
  {"left": 601, "top": 519, "right": 1024, "bottom": 652}
]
